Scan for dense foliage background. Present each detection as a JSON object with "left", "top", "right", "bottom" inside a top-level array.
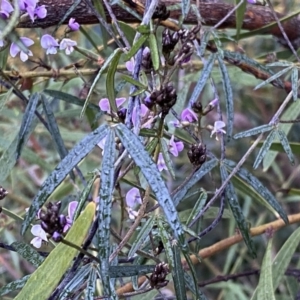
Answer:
[{"left": 1, "top": 0, "right": 300, "bottom": 299}]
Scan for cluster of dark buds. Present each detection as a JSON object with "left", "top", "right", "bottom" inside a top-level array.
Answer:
[
  {"left": 117, "top": 107, "right": 127, "bottom": 123},
  {"left": 141, "top": 47, "right": 153, "bottom": 71},
  {"left": 152, "top": 3, "right": 170, "bottom": 21},
  {"left": 39, "top": 201, "right": 67, "bottom": 242},
  {"left": 149, "top": 262, "right": 170, "bottom": 289},
  {"left": 187, "top": 143, "right": 207, "bottom": 167},
  {"left": 0, "top": 186, "right": 8, "bottom": 200},
  {"left": 148, "top": 83, "right": 177, "bottom": 117},
  {"left": 162, "top": 29, "right": 180, "bottom": 54}
]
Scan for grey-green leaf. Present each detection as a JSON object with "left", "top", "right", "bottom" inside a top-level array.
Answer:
[
  {"left": 276, "top": 129, "right": 295, "bottom": 165},
  {"left": 234, "top": 124, "right": 273, "bottom": 139},
  {"left": 291, "top": 67, "right": 298, "bottom": 101},
  {"left": 0, "top": 275, "right": 30, "bottom": 296}
]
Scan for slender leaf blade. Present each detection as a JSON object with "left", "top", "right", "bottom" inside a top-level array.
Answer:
[
  {"left": 276, "top": 129, "right": 295, "bottom": 165},
  {"left": 149, "top": 33, "right": 160, "bottom": 71},
  {"left": 234, "top": 124, "right": 273, "bottom": 139}
]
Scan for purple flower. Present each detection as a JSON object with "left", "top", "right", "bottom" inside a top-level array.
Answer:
[
  {"left": 157, "top": 153, "right": 167, "bottom": 172},
  {"left": 169, "top": 120, "right": 181, "bottom": 128},
  {"left": 208, "top": 98, "right": 218, "bottom": 108},
  {"left": 30, "top": 224, "right": 48, "bottom": 248},
  {"left": 0, "top": 0, "right": 14, "bottom": 18},
  {"left": 10, "top": 37, "right": 34, "bottom": 62},
  {"left": 181, "top": 108, "right": 198, "bottom": 123},
  {"left": 125, "top": 47, "right": 150, "bottom": 72},
  {"left": 126, "top": 187, "right": 142, "bottom": 207},
  {"left": 99, "top": 97, "right": 126, "bottom": 113},
  {"left": 210, "top": 121, "right": 226, "bottom": 140},
  {"left": 68, "top": 18, "right": 80, "bottom": 31},
  {"left": 0, "top": 34, "right": 4, "bottom": 48},
  {"left": 34, "top": 5, "right": 47, "bottom": 19},
  {"left": 169, "top": 135, "right": 184, "bottom": 157},
  {"left": 247, "top": 0, "right": 256, "bottom": 3},
  {"left": 59, "top": 38, "right": 77, "bottom": 55},
  {"left": 18, "top": 0, "right": 38, "bottom": 10},
  {"left": 63, "top": 201, "right": 78, "bottom": 233},
  {"left": 41, "top": 34, "right": 59, "bottom": 54},
  {"left": 132, "top": 104, "right": 149, "bottom": 127},
  {"left": 18, "top": 0, "right": 45, "bottom": 22}
]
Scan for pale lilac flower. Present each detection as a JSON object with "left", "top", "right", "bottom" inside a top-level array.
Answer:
[
  {"left": 169, "top": 120, "right": 181, "bottom": 128},
  {"left": 247, "top": 0, "right": 256, "bottom": 3},
  {"left": 132, "top": 104, "right": 149, "bottom": 127},
  {"left": 0, "top": 37, "right": 4, "bottom": 48},
  {"left": 126, "top": 187, "right": 142, "bottom": 207},
  {"left": 157, "top": 153, "right": 167, "bottom": 172},
  {"left": 0, "top": 0, "right": 14, "bottom": 18},
  {"left": 127, "top": 207, "right": 139, "bottom": 220},
  {"left": 41, "top": 34, "right": 59, "bottom": 54},
  {"left": 10, "top": 37, "right": 34, "bottom": 62},
  {"left": 18, "top": 0, "right": 38, "bottom": 10},
  {"left": 30, "top": 224, "right": 48, "bottom": 248},
  {"left": 60, "top": 38, "right": 77, "bottom": 55},
  {"left": 63, "top": 201, "right": 78, "bottom": 233},
  {"left": 99, "top": 97, "right": 126, "bottom": 113},
  {"left": 181, "top": 108, "right": 198, "bottom": 122},
  {"left": 169, "top": 135, "right": 184, "bottom": 157},
  {"left": 34, "top": 5, "right": 47, "bottom": 19},
  {"left": 210, "top": 121, "right": 226, "bottom": 140},
  {"left": 68, "top": 18, "right": 80, "bottom": 31},
  {"left": 125, "top": 47, "right": 150, "bottom": 72},
  {"left": 208, "top": 98, "right": 218, "bottom": 108}
]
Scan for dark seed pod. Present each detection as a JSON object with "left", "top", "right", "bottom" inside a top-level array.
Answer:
[
  {"left": 192, "top": 101, "right": 202, "bottom": 114},
  {"left": 152, "top": 3, "right": 170, "bottom": 20},
  {"left": 52, "top": 231, "right": 63, "bottom": 242},
  {"left": 0, "top": 186, "right": 8, "bottom": 200},
  {"left": 149, "top": 262, "right": 169, "bottom": 288},
  {"left": 41, "top": 221, "right": 50, "bottom": 232},
  {"left": 117, "top": 108, "right": 127, "bottom": 122},
  {"left": 187, "top": 143, "right": 207, "bottom": 167}
]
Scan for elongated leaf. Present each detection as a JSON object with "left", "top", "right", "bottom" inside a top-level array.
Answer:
[
  {"left": 251, "top": 227, "right": 300, "bottom": 300},
  {"left": 254, "top": 66, "right": 292, "bottom": 90},
  {"left": 255, "top": 236, "right": 275, "bottom": 300},
  {"left": 0, "top": 275, "right": 30, "bottom": 296},
  {"left": 85, "top": 267, "right": 97, "bottom": 300},
  {"left": 106, "top": 49, "right": 123, "bottom": 113},
  {"left": 98, "top": 130, "right": 115, "bottom": 296},
  {"left": 124, "top": 34, "right": 148, "bottom": 61},
  {"left": 220, "top": 165, "right": 256, "bottom": 258},
  {"left": 16, "top": 93, "right": 39, "bottom": 159},
  {"left": 172, "top": 245, "right": 188, "bottom": 300},
  {"left": 108, "top": 265, "right": 155, "bottom": 278},
  {"left": 120, "top": 74, "right": 147, "bottom": 89},
  {"left": 235, "top": 0, "right": 247, "bottom": 40},
  {"left": 185, "top": 191, "right": 207, "bottom": 225},
  {"left": 160, "top": 138, "right": 175, "bottom": 179},
  {"left": 276, "top": 129, "right": 295, "bottom": 165},
  {"left": 115, "top": 124, "right": 185, "bottom": 245},
  {"left": 257, "top": 141, "right": 300, "bottom": 155},
  {"left": 15, "top": 203, "right": 96, "bottom": 300},
  {"left": 291, "top": 67, "right": 298, "bottom": 101},
  {"left": 182, "top": 0, "right": 191, "bottom": 20},
  {"left": 21, "top": 124, "right": 108, "bottom": 235},
  {"left": 173, "top": 159, "right": 218, "bottom": 207},
  {"left": 234, "top": 124, "right": 273, "bottom": 139},
  {"left": 188, "top": 53, "right": 216, "bottom": 107},
  {"left": 217, "top": 55, "right": 234, "bottom": 140},
  {"left": 149, "top": 33, "right": 160, "bottom": 71},
  {"left": 128, "top": 215, "right": 155, "bottom": 258},
  {"left": 11, "top": 242, "right": 44, "bottom": 267},
  {"left": 224, "top": 159, "right": 288, "bottom": 224},
  {"left": 263, "top": 97, "right": 300, "bottom": 170},
  {"left": 81, "top": 48, "right": 122, "bottom": 117},
  {"left": 253, "top": 130, "right": 277, "bottom": 169}
]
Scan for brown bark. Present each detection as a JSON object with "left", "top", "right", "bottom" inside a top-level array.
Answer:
[{"left": 17, "top": 0, "right": 300, "bottom": 47}]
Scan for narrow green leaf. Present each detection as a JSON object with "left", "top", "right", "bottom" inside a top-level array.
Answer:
[
  {"left": 16, "top": 203, "right": 96, "bottom": 300},
  {"left": 124, "top": 34, "right": 148, "bottom": 61},
  {"left": 182, "top": 0, "right": 191, "bottom": 20},
  {"left": 254, "top": 66, "right": 292, "bottom": 90},
  {"left": 81, "top": 48, "right": 122, "bottom": 117},
  {"left": 267, "top": 61, "right": 293, "bottom": 67},
  {"left": 276, "top": 129, "right": 295, "bottom": 165},
  {"left": 224, "top": 159, "right": 288, "bottom": 224},
  {"left": 85, "top": 267, "right": 97, "bottom": 300},
  {"left": 291, "top": 67, "right": 298, "bottom": 101},
  {"left": 253, "top": 130, "right": 277, "bottom": 169},
  {"left": 115, "top": 124, "right": 185, "bottom": 246},
  {"left": 257, "top": 141, "right": 300, "bottom": 155},
  {"left": 160, "top": 138, "right": 176, "bottom": 179},
  {"left": 220, "top": 165, "right": 256, "bottom": 258},
  {"left": 16, "top": 93, "right": 39, "bottom": 159},
  {"left": 136, "top": 25, "right": 150, "bottom": 34},
  {"left": 120, "top": 74, "right": 147, "bottom": 89},
  {"left": 234, "top": 124, "right": 273, "bottom": 139},
  {"left": 149, "top": 33, "right": 160, "bottom": 71},
  {"left": 235, "top": 0, "right": 247, "bottom": 40},
  {"left": 128, "top": 215, "right": 155, "bottom": 258},
  {"left": 11, "top": 242, "right": 44, "bottom": 267},
  {"left": 98, "top": 130, "right": 116, "bottom": 297},
  {"left": 21, "top": 124, "right": 108, "bottom": 235},
  {"left": 108, "top": 265, "right": 155, "bottom": 278},
  {"left": 173, "top": 159, "right": 218, "bottom": 207},
  {"left": 217, "top": 55, "right": 234, "bottom": 141},
  {"left": 188, "top": 53, "right": 216, "bottom": 107},
  {"left": 0, "top": 275, "right": 30, "bottom": 296},
  {"left": 116, "top": 21, "right": 136, "bottom": 45},
  {"left": 172, "top": 245, "right": 188, "bottom": 300},
  {"left": 256, "top": 236, "right": 275, "bottom": 300},
  {"left": 106, "top": 49, "right": 123, "bottom": 113},
  {"left": 185, "top": 191, "right": 207, "bottom": 225}
]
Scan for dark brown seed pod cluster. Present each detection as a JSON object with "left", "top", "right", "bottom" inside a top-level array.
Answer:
[
  {"left": 148, "top": 83, "right": 177, "bottom": 117},
  {"left": 149, "top": 262, "right": 170, "bottom": 289},
  {"left": 141, "top": 47, "right": 153, "bottom": 71},
  {"left": 191, "top": 100, "right": 203, "bottom": 114},
  {"left": 187, "top": 143, "right": 207, "bottom": 167},
  {"left": 39, "top": 201, "right": 67, "bottom": 242},
  {"left": 0, "top": 186, "right": 8, "bottom": 200},
  {"left": 117, "top": 108, "right": 127, "bottom": 123},
  {"left": 162, "top": 29, "right": 180, "bottom": 54},
  {"left": 152, "top": 3, "right": 170, "bottom": 21}
]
